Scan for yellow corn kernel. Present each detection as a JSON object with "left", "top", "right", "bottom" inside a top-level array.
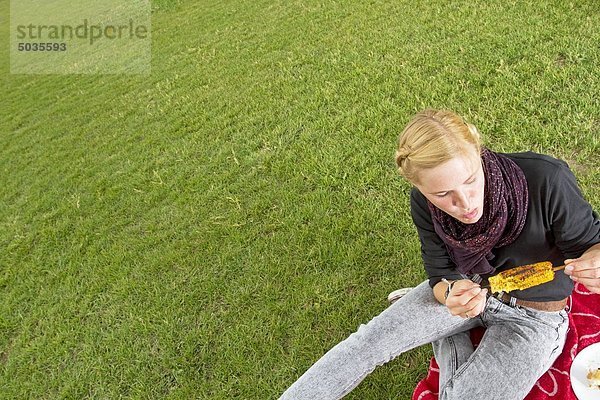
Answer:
[{"left": 489, "top": 261, "right": 554, "bottom": 293}]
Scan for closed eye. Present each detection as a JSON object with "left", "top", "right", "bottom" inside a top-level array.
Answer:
[{"left": 464, "top": 172, "right": 478, "bottom": 185}]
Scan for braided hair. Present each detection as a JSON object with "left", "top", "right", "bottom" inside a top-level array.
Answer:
[{"left": 395, "top": 109, "right": 481, "bottom": 184}]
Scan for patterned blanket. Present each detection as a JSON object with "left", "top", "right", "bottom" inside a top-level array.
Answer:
[{"left": 412, "top": 283, "right": 600, "bottom": 399}]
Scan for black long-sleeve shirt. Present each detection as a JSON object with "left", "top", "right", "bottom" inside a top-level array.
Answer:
[{"left": 410, "top": 151, "right": 600, "bottom": 302}]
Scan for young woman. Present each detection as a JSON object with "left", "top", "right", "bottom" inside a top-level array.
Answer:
[{"left": 280, "top": 109, "right": 600, "bottom": 400}]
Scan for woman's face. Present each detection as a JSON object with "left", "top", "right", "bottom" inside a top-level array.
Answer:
[{"left": 414, "top": 153, "right": 485, "bottom": 224}]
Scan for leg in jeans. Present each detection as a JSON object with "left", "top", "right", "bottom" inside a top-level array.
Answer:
[
  {"left": 432, "top": 331, "right": 475, "bottom": 392},
  {"left": 438, "top": 296, "right": 569, "bottom": 400},
  {"left": 279, "top": 281, "right": 479, "bottom": 400}
]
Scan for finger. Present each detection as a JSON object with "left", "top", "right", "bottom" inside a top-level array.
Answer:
[
  {"left": 565, "top": 265, "right": 600, "bottom": 279},
  {"left": 446, "top": 283, "right": 479, "bottom": 305},
  {"left": 570, "top": 275, "right": 600, "bottom": 288},
  {"left": 463, "top": 302, "right": 483, "bottom": 319},
  {"left": 452, "top": 290, "right": 487, "bottom": 316},
  {"left": 564, "top": 259, "right": 597, "bottom": 270},
  {"left": 464, "top": 290, "right": 487, "bottom": 316},
  {"left": 454, "top": 279, "right": 480, "bottom": 288},
  {"left": 446, "top": 285, "right": 482, "bottom": 313},
  {"left": 446, "top": 299, "right": 474, "bottom": 316},
  {"left": 451, "top": 280, "right": 480, "bottom": 294},
  {"left": 455, "top": 287, "right": 482, "bottom": 305},
  {"left": 463, "top": 289, "right": 485, "bottom": 308}
]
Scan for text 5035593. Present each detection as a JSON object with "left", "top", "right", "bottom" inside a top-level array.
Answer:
[{"left": 18, "top": 43, "right": 67, "bottom": 51}]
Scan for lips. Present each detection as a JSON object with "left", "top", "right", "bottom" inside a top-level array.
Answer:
[{"left": 463, "top": 208, "right": 479, "bottom": 220}]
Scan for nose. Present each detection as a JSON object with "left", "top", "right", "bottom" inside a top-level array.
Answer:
[{"left": 453, "top": 191, "right": 471, "bottom": 211}]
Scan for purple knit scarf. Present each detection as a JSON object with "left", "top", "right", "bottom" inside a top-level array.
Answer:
[{"left": 427, "top": 149, "right": 529, "bottom": 275}]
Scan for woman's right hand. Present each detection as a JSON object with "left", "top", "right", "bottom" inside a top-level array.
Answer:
[{"left": 445, "top": 279, "right": 488, "bottom": 319}]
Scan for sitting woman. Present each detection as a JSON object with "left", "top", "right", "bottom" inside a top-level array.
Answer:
[{"left": 279, "top": 109, "right": 600, "bottom": 400}]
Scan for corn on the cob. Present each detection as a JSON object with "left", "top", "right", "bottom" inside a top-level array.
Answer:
[{"left": 488, "top": 261, "right": 556, "bottom": 293}]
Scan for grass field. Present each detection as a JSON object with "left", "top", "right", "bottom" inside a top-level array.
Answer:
[{"left": 1, "top": 0, "right": 599, "bottom": 398}]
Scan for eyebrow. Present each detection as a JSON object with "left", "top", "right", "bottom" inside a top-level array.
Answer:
[{"left": 430, "top": 172, "right": 477, "bottom": 195}]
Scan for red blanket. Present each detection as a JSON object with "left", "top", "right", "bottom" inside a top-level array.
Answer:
[{"left": 412, "top": 283, "right": 600, "bottom": 400}]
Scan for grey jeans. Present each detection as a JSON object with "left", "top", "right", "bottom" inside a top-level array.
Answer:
[{"left": 279, "top": 281, "right": 568, "bottom": 400}]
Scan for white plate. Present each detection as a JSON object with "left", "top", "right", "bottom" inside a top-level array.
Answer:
[{"left": 571, "top": 342, "right": 600, "bottom": 399}]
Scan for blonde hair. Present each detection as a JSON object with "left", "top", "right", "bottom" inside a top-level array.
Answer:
[{"left": 395, "top": 109, "right": 482, "bottom": 184}]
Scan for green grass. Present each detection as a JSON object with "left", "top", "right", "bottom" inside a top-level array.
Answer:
[{"left": 1, "top": 0, "right": 599, "bottom": 398}]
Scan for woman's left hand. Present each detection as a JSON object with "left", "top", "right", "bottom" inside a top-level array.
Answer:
[{"left": 564, "top": 243, "right": 600, "bottom": 294}]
